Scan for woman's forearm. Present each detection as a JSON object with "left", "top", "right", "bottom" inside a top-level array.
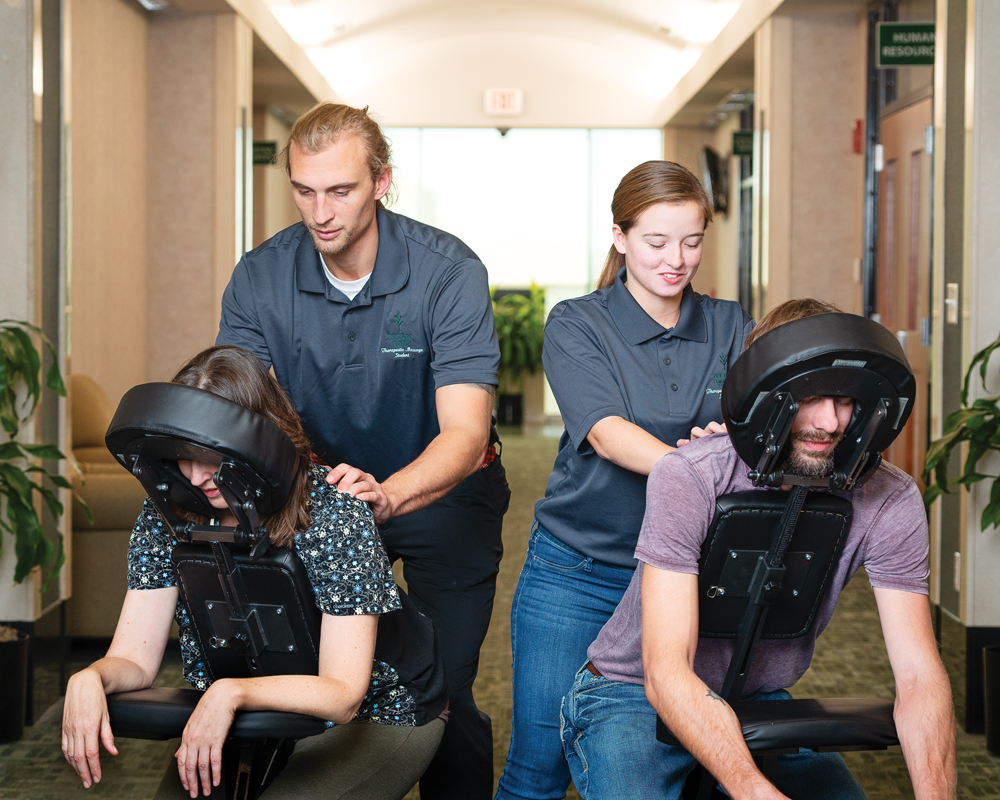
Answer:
[
  {"left": 84, "top": 655, "right": 158, "bottom": 694},
  {"left": 212, "top": 673, "right": 366, "bottom": 725},
  {"left": 587, "top": 416, "right": 674, "bottom": 475}
]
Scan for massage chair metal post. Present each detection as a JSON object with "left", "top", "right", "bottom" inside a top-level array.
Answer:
[
  {"left": 654, "top": 314, "right": 917, "bottom": 800},
  {"left": 101, "top": 383, "right": 332, "bottom": 800}
]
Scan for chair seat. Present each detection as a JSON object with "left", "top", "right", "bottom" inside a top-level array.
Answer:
[
  {"left": 657, "top": 697, "right": 898, "bottom": 753},
  {"left": 107, "top": 688, "right": 329, "bottom": 741}
]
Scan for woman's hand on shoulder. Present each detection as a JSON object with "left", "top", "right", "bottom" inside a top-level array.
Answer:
[
  {"left": 175, "top": 679, "right": 241, "bottom": 798},
  {"left": 676, "top": 421, "right": 727, "bottom": 447},
  {"left": 62, "top": 667, "right": 117, "bottom": 788}
]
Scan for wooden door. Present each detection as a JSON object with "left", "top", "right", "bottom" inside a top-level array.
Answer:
[{"left": 876, "top": 97, "right": 932, "bottom": 484}]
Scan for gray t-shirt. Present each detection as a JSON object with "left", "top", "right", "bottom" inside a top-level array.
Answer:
[{"left": 588, "top": 433, "right": 929, "bottom": 695}]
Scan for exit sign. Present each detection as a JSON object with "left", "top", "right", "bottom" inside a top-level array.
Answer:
[
  {"left": 878, "top": 22, "right": 935, "bottom": 67},
  {"left": 485, "top": 88, "right": 523, "bottom": 116}
]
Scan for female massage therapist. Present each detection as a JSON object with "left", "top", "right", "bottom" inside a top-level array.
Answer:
[
  {"left": 62, "top": 346, "right": 447, "bottom": 800},
  {"left": 494, "top": 161, "right": 754, "bottom": 800}
]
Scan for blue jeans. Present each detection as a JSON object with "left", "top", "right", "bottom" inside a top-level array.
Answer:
[
  {"left": 560, "top": 667, "right": 868, "bottom": 800},
  {"left": 494, "top": 523, "right": 635, "bottom": 800}
]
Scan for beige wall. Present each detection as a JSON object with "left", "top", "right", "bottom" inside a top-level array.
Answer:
[
  {"left": 755, "top": 12, "right": 866, "bottom": 316},
  {"left": 708, "top": 114, "right": 743, "bottom": 305},
  {"left": 786, "top": 13, "right": 865, "bottom": 314},
  {"left": 662, "top": 126, "right": 722, "bottom": 300},
  {"left": 662, "top": 118, "right": 742, "bottom": 304},
  {"left": 147, "top": 12, "right": 253, "bottom": 383},
  {"left": 252, "top": 107, "right": 300, "bottom": 248},
  {"left": 68, "top": 5, "right": 255, "bottom": 399},
  {"left": 147, "top": 14, "right": 224, "bottom": 383},
  {"left": 69, "top": 0, "right": 150, "bottom": 404}
]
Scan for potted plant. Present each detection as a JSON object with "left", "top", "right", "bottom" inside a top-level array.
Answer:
[
  {"left": 922, "top": 329, "right": 1000, "bottom": 527},
  {"left": 491, "top": 284, "right": 545, "bottom": 426},
  {"left": 0, "top": 319, "right": 80, "bottom": 742}
]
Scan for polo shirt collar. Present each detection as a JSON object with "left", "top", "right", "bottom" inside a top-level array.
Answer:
[
  {"left": 369, "top": 206, "right": 409, "bottom": 296},
  {"left": 607, "top": 267, "right": 708, "bottom": 345},
  {"left": 293, "top": 205, "right": 409, "bottom": 298}
]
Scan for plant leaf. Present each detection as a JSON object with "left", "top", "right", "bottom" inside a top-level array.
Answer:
[
  {"left": 922, "top": 483, "right": 946, "bottom": 508},
  {"left": 18, "top": 443, "right": 66, "bottom": 461}
]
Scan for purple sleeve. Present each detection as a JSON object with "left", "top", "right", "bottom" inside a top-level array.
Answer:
[
  {"left": 860, "top": 477, "right": 930, "bottom": 594},
  {"left": 634, "top": 452, "right": 718, "bottom": 575}
]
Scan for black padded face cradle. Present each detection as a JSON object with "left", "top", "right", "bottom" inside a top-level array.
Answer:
[
  {"left": 721, "top": 313, "right": 915, "bottom": 489},
  {"left": 105, "top": 383, "right": 299, "bottom": 543}
]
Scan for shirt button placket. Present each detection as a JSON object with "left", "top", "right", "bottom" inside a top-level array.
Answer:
[{"left": 659, "top": 338, "right": 676, "bottom": 413}]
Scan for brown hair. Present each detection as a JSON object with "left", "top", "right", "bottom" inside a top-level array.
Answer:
[
  {"left": 596, "top": 160, "right": 714, "bottom": 289},
  {"left": 278, "top": 102, "right": 396, "bottom": 206},
  {"left": 171, "top": 346, "right": 313, "bottom": 548},
  {"left": 744, "top": 298, "right": 842, "bottom": 349}
]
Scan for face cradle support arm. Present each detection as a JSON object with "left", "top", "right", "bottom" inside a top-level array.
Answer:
[{"left": 722, "top": 313, "right": 916, "bottom": 491}]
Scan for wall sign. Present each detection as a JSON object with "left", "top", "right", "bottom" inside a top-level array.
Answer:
[
  {"left": 253, "top": 141, "right": 278, "bottom": 165},
  {"left": 877, "top": 22, "right": 935, "bottom": 67},
  {"left": 732, "top": 130, "right": 753, "bottom": 157}
]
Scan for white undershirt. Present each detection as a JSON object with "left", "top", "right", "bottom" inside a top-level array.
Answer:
[{"left": 321, "top": 255, "right": 372, "bottom": 300}]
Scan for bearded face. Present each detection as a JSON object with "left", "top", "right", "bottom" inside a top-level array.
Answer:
[
  {"left": 783, "top": 429, "right": 845, "bottom": 477},
  {"left": 781, "top": 396, "right": 854, "bottom": 478}
]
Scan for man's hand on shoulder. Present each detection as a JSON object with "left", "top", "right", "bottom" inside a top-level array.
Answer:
[{"left": 326, "top": 464, "right": 394, "bottom": 524}]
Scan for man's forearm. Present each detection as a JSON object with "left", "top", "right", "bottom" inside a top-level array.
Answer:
[
  {"left": 381, "top": 422, "right": 487, "bottom": 518},
  {"left": 646, "top": 668, "right": 788, "bottom": 800},
  {"left": 896, "top": 665, "right": 957, "bottom": 800}
]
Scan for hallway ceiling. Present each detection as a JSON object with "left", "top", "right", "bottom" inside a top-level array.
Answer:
[{"left": 260, "top": 0, "right": 743, "bottom": 128}]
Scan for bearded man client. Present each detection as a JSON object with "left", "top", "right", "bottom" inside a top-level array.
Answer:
[
  {"left": 559, "top": 300, "right": 956, "bottom": 800},
  {"left": 217, "top": 103, "right": 510, "bottom": 799}
]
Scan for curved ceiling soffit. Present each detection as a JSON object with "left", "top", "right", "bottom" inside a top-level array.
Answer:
[
  {"left": 287, "top": 1, "right": 722, "bottom": 125},
  {"left": 303, "top": 0, "right": 700, "bottom": 51}
]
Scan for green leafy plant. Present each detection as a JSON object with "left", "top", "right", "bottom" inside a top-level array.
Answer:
[
  {"left": 0, "top": 319, "right": 83, "bottom": 587},
  {"left": 923, "top": 330, "right": 1000, "bottom": 530},
  {"left": 491, "top": 284, "right": 545, "bottom": 395}
]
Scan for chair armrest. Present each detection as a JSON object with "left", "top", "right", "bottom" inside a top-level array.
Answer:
[
  {"left": 107, "top": 688, "right": 330, "bottom": 741},
  {"left": 656, "top": 697, "right": 898, "bottom": 753}
]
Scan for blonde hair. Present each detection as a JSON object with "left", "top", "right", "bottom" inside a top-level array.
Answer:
[
  {"left": 597, "top": 161, "right": 713, "bottom": 289},
  {"left": 279, "top": 102, "right": 396, "bottom": 206}
]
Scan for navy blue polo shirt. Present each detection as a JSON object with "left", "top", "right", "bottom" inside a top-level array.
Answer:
[
  {"left": 534, "top": 272, "right": 754, "bottom": 567},
  {"left": 217, "top": 206, "right": 499, "bottom": 482}
]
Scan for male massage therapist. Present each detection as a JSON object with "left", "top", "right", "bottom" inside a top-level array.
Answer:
[{"left": 217, "top": 102, "right": 510, "bottom": 800}]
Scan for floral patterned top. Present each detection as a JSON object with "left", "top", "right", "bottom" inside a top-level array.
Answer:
[{"left": 126, "top": 465, "right": 426, "bottom": 725}]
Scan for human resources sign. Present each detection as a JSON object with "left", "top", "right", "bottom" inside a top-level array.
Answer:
[{"left": 878, "top": 22, "right": 935, "bottom": 68}]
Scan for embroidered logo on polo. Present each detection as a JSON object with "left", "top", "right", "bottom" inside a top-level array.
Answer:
[
  {"left": 381, "top": 314, "right": 426, "bottom": 359},
  {"left": 706, "top": 352, "right": 728, "bottom": 395}
]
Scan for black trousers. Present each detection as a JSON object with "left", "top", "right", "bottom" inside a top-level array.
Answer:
[{"left": 378, "top": 455, "right": 510, "bottom": 800}]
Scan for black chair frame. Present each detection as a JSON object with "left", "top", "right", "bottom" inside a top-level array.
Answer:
[
  {"left": 656, "top": 313, "right": 915, "bottom": 799},
  {"left": 103, "top": 383, "right": 330, "bottom": 800}
]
